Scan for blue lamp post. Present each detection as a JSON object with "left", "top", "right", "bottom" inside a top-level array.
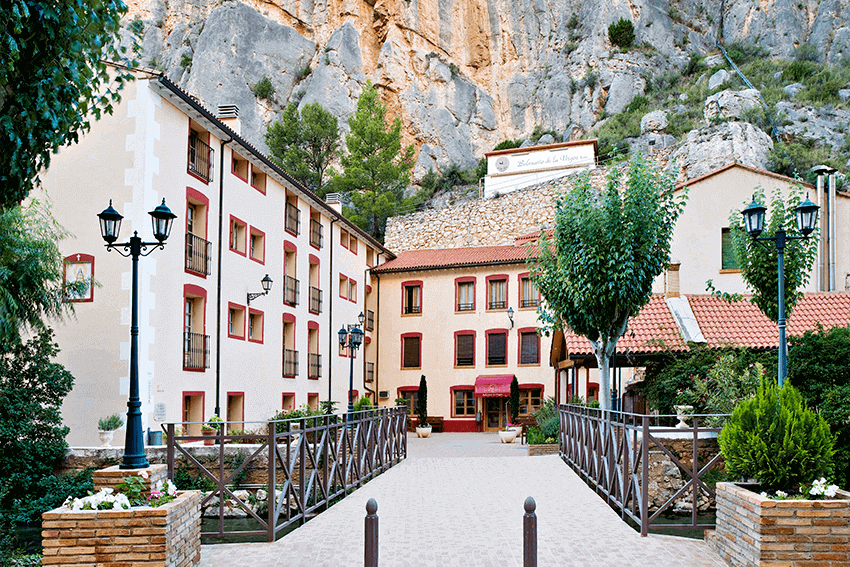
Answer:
[
  {"left": 338, "top": 312, "right": 366, "bottom": 416},
  {"left": 98, "top": 199, "right": 177, "bottom": 469}
]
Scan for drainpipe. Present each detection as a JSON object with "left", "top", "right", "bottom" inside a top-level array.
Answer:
[
  {"left": 829, "top": 171, "right": 837, "bottom": 291},
  {"left": 215, "top": 135, "right": 233, "bottom": 418},
  {"left": 327, "top": 218, "right": 337, "bottom": 405},
  {"left": 362, "top": 265, "right": 373, "bottom": 401},
  {"left": 817, "top": 173, "right": 824, "bottom": 291}
]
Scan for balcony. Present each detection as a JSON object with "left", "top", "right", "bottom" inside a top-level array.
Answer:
[
  {"left": 187, "top": 134, "right": 214, "bottom": 182},
  {"left": 487, "top": 353, "right": 506, "bottom": 365},
  {"left": 457, "top": 302, "right": 474, "bottom": 311},
  {"left": 284, "top": 276, "right": 300, "bottom": 306},
  {"left": 285, "top": 203, "right": 300, "bottom": 235},
  {"left": 309, "top": 286, "right": 322, "bottom": 314},
  {"left": 365, "top": 362, "right": 374, "bottom": 383},
  {"left": 183, "top": 332, "right": 210, "bottom": 370},
  {"left": 283, "top": 348, "right": 299, "bottom": 377},
  {"left": 488, "top": 300, "right": 506, "bottom": 310},
  {"left": 185, "top": 233, "right": 212, "bottom": 276},
  {"left": 308, "top": 353, "right": 321, "bottom": 379},
  {"left": 521, "top": 298, "right": 540, "bottom": 308},
  {"left": 403, "top": 304, "right": 421, "bottom": 315},
  {"left": 365, "top": 309, "right": 375, "bottom": 331},
  {"left": 310, "top": 219, "right": 323, "bottom": 248}
]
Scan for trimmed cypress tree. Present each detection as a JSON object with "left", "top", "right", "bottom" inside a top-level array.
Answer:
[
  {"left": 417, "top": 375, "right": 428, "bottom": 427},
  {"left": 510, "top": 376, "right": 520, "bottom": 424}
]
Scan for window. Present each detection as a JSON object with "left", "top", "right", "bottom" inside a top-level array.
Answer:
[
  {"left": 398, "top": 389, "right": 419, "bottom": 414},
  {"left": 183, "top": 285, "right": 209, "bottom": 370},
  {"left": 349, "top": 236, "right": 358, "bottom": 255},
  {"left": 455, "top": 332, "right": 475, "bottom": 367},
  {"left": 520, "top": 275, "right": 539, "bottom": 308},
  {"left": 285, "top": 197, "right": 300, "bottom": 235},
  {"left": 307, "top": 393, "right": 319, "bottom": 411},
  {"left": 283, "top": 315, "right": 298, "bottom": 377},
  {"left": 64, "top": 253, "right": 94, "bottom": 302},
  {"left": 231, "top": 154, "right": 248, "bottom": 181},
  {"left": 185, "top": 189, "right": 211, "bottom": 276},
  {"left": 228, "top": 303, "right": 246, "bottom": 339},
  {"left": 187, "top": 125, "right": 213, "bottom": 183},
  {"left": 519, "top": 329, "right": 540, "bottom": 365},
  {"left": 227, "top": 393, "right": 244, "bottom": 433},
  {"left": 403, "top": 281, "right": 422, "bottom": 315},
  {"left": 349, "top": 279, "right": 357, "bottom": 303},
  {"left": 309, "top": 257, "right": 322, "bottom": 314},
  {"left": 339, "top": 274, "right": 348, "bottom": 299},
  {"left": 248, "top": 309, "right": 264, "bottom": 343},
  {"left": 340, "top": 229, "right": 349, "bottom": 249},
  {"left": 249, "top": 227, "right": 265, "bottom": 264},
  {"left": 366, "top": 249, "right": 374, "bottom": 267},
  {"left": 182, "top": 392, "right": 204, "bottom": 437},
  {"left": 486, "top": 330, "right": 507, "bottom": 366},
  {"left": 310, "top": 213, "right": 323, "bottom": 248},
  {"left": 308, "top": 325, "right": 320, "bottom": 379},
  {"left": 401, "top": 333, "right": 422, "bottom": 369},
  {"left": 721, "top": 228, "right": 739, "bottom": 270},
  {"left": 453, "top": 389, "right": 475, "bottom": 417},
  {"left": 456, "top": 278, "right": 475, "bottom": 311},
  {"left": 284, "top": 244, "right": 298, "bottom": 306},
  {"left": 487, "top": 276, "right": 507, "bottom": 310},
  {"left": 518, "top": 388, "right": 543, "bottom": 416},
  {"left": 229, "top": 216, "right": 247, "bottom": 255},
  {"left": 250, "top": 168, "right": 266, "bottom": 194},
  {"left": 282, "top": 393, "right": 295, "bottom": 411}
]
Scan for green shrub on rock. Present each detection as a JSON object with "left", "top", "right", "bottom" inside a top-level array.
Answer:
[
  {"left": 719, "top": 380, "right": 835, "bottom": 490},
  {"left": 608, "top": 18, "right": 634, "bottom": 49}
]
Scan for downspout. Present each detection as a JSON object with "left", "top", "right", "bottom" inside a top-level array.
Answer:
[
  {"left": 817, "top": 173, "right": 824, "bottom": 291},
  {"left": 363, "top": 252, "right": 385, "bottom": 403},
  {"left": 327, "top": 218, "right": 337, "bottom": 404},
  {"left": 215, "top": 135, "right": 233, "bottom": 417},
  {"left": 375, "top": 273, "right": 381, "bottom": 405},
  {"left": 829, "top": 172, "right": 837, "bottom": 291},
  {"left": 362, "top": 265, "right": 373, "bottom": 401}
]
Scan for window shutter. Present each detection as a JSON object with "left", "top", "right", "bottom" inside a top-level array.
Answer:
[
  {"left": 403, "top": 336, "right": 420, "bottom": 367},
  {"left": 521, "top": 332, "right": 538, "bottom": 364},
  {"left": 488, "top": 332, "right": 506, "bottom": 364},
  {"left": 721, "top": 228, "right": 738, "bottom": 270},
  {"left": 456, "top": 334, "right": 474, "bottom": 366}
]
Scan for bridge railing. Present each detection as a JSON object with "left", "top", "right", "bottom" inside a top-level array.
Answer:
[
  {"left": 164, "top": 406, "right": 408, "bottom": 542},
  {"left": 558, "top": 404, "right": 727, "bottom": 536}
]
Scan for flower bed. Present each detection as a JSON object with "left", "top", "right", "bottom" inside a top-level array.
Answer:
[{"left": 706, "top": 482, "right": 850, "bottom": 567}]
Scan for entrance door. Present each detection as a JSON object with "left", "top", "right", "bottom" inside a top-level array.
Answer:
[{"left": 485, "top": 397, "right": 507, "bottom": 431}]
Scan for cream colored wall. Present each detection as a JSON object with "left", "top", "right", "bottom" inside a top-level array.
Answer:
[
  {"left": 376, "top": 264, "right": 555, "bottom": 425},
  {"left": 656, "top": 167, "right": 849, "bottom": 296}
]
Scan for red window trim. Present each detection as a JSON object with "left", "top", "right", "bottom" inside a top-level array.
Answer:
[
  {"left": 281, "top": 392, "right": 296, "bottom": 411},
  {"left": 307, "top": 320, "right": 319, "bottom": 330},
  {"left": 517, "top": 327, "right": 540, "bottom": 366},
  {"left": 308, "top": 254, "right": 320, "bottom": 294},
  {"left": 231, "top": 154, "right": 249, "bottom": 182},
  {"left": 485, "top": 274, "right": 509, "bottom": 311},
  {"left": 183, "top": 284, "right": 208, "bottom": 372},
  {"left": 396, "top": 386, "right": 418, "bottom": 395},
  {"left": 63, "top": 253, "right": 95, "bottom": 303},
  {"left": 250, "top": 165, "right": 267, "bottom": 194},
  {"left": 340, "top": 228, "right": 349, "bottom": 250},
  {"left": 283, "top": 312, "right": 296, "bottom": 324},
  {"left": 339, "top": 274, "right": 349, "bottom": 300},
  {"left": 485, "top": 328, "right": 509, "bottom": 367},
  {"left": 401, "top": 280, "right": 423, "bottom": 316},
  {"left": 453, "top": 330, "right": 476, "bottom": 368},
  {"left": 227, "top": 302, "right": 246, "bottom": 340},
  {"left": 348, "top": 278, "right": 357, "bottom": 303},
  {"left": 182, "top": 390, "right": 206, "bottom": 425},
  {"left": 349, "top": 390, "right": 359, "bottom": 400},
  {"left": 364, "top": 336, "right": 371, "bottom": 344},
  {"left": 249, "top": 226, "right": 266, "bottom": 265},
  {"left": 349, "top": 235, "right": 358, "bottom": 255},
  {"left": 309, "top": 211, "right": 322, "bottom": 250},
  {"left": 339, "top": 341, "right": 357, "bottom": 359},
  {"left": 284, "top": 196, "right": 300, "bottom": 237},
  {"left": 186, "top": 125, "right": 211, "bottom": 186},
  {"left": 519, "top": 383, "right": 545, "bottom": 394},
  {"left": 186, "top": 187, "right": 210, "bottom": 240},
  {"left": 449, "top": 385, "right": 476, "bottom": 418},
  {"left": 517, "top": 271, "right": 540, "bottom": 307},
  {"left": 226, "top": 391, "right": 245, "bottom": 425},
  {"left": 247, "top": 307, "right": 264, "bottom": 344},
  {"left": 400, "top": 332, "right": 423, "bottom": 369},
  {"left": 229, "top": 215, "right": 247, "bottom": 257},
  {"left": 454, "top": 276, "right": 476, "bottom": 312},
  {"left": 307, "top": 392, "right": 319, "bottom": 408}
]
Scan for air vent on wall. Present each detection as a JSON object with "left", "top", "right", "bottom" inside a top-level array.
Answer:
[{"left": 379, "top": 390, "right": 389, "bottom": 399}]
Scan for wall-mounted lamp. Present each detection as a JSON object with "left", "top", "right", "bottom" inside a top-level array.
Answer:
[
  {"left": 247, "top": 274, "right": 273, "bottom": 304},
  {"left": 507, "top": 307, "right": 514, "bottom": 329}
]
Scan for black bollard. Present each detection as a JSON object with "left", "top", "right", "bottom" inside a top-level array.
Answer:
[
  {"left": 523, "top": 496, "right": 537, "bottom": 567},
  {"left": 365, "top": 498, "right": 378, "bottom": 567}
]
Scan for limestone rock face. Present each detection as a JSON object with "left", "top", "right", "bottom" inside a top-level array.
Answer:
[
  {"left": 703, "top": 89, "right": 762, "bottom": 122},
  {"left": 674, "top": 122, "right": 774, "bottom": 182},
  {"left": 708, "top": 69, "right": 731, "bottom": 90},
  {"left": 641, "top": 110, "right": 668, "bottom": 135}
]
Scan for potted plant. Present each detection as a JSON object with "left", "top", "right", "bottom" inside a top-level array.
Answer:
[
  {"left": 202, "top": 415, "right": 223, "bottom": 445},
  {"left": 415, "top": 375, "right": 431, "bottom": 438},
  {"left": 498, "top": 424, "right": 518, "bottom": 443},
  {"left": 97, "top": 413, "right": 122, "bottom": 447}
]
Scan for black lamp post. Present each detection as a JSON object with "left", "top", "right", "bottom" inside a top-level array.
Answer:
[
  {"left": 98, "top": 198, "right": 177, "bottom": 469},
  {"left": 338, "top": 312, "right": 366, "bottom": 416},
  {"left": 741, "top": 194, "right": 819, "bottom": 387},
  {"left": 247, "top": 274, "right": 273, "bottom": 304}
]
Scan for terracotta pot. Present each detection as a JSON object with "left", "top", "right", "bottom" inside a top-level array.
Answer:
[{"left": 202, "top": 429, "right": 216, "bottom": 445}]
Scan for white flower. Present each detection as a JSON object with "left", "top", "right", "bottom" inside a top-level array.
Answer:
[
  {"left": 760, "top": 491, "right": 768, "bottom": 498},
  {"left": 825, "top": 485, "right": 839, "bottom": 498},
  {"left": 776, "top": 490, "right": 787, "bottom": 498},
  {"left": 138, "top": 470, "right": 149, "bottom": 480},
  {"left": 153, "top": 480, "right": 163, "bottom": 492},
  {"left": 166, "top": 480, "right": 177, "bottom": 497}
]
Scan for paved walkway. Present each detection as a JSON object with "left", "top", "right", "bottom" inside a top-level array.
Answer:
[{"left": 200, "top": 433, "right": 727, "bottom": 567}]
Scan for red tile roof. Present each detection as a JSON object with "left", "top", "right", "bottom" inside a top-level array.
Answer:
[
  {"left": 564, "top": 294, "right": 688, "bottom": 356},
  {"left": 674, "top": 162, "right": 815, "bottom": 191},
  {"left": 372, "top": 245, "right": 535, "bottom": 273},
  {"left": 687, "top": 293, "right": 850, "bottom": 349}
]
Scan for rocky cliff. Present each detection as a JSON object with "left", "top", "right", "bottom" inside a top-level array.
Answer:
[{"left": 123, "top": 0, "right": 850, "bottom": 179}]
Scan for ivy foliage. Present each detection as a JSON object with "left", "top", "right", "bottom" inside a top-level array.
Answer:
[
  {"left": 1, "top": 0, "right": 132, "bottom": 209},
  {"left": 266, "top": 102, "right": 341, "bottom": 197},
  {"left": 719, "top": 380, "right": 834, "bottom": 490},
  {"left": 530, "top": 155, "right": 686, "bottom": 409},
  {"left": 728, "top": 187, "right": 818, "bottom": 323}
]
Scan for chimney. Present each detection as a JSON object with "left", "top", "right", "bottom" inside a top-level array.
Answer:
[
  {"left": 325, "top": 192, "right": 342, "bottom": 214},
  {"left": 665, "top": 263, "right": 681, "bottom": 299},
  {"left": 217, "top": 104, "right": 241, "bottom": 135}
]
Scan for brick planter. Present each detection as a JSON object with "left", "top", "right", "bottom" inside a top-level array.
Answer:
[
  {"left": 528, "top": 443, "right": 559, "bottom": 456},
  {"left": 706, "top": 482, "right": 850, "bottom": 567},
  {"left": 41, "top": 490, "right": 201, "bottom": 567}
]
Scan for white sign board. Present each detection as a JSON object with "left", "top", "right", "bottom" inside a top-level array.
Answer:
[
  {"left": 487, "top": 143, "right": 596, "bottom": 177},
  {"left": 154, "top": 403, "right": 166, "bottom": 422}
]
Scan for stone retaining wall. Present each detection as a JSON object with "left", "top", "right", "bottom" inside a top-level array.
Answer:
[
  {"left": 528, "top": 444, "right": 559, "bottom": 456},
  {"left": 706, "top": 482, "right": 850, "bottom": 566}
]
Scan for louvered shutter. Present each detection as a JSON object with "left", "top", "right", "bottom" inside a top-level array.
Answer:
[
  {"left": 488, "top": 332, "right": 506, "bottom": 365},
  {"left": 403, "top": 336, "right": 421, "bottom": 367},
  {"left": 456, "top": 334, "right": 474, "bottom": 366},
  {"left": 520, "top": 332, "right": 538, "bottom": 364}
]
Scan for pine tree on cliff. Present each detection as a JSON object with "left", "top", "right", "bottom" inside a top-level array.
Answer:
[{"left": 331, "top": 82, "right": 416, "bottom": 242}]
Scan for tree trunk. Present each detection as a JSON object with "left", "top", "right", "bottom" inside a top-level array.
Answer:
[{"left": 590, "top": 319, "right": 628, "bottom": 411}]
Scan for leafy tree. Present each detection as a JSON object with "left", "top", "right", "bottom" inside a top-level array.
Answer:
[
  {"left": 332, "top": 82, "right": 416, "bottom": 241},
  {"left": 1, "top": 0, "right": 132, "bottom": 209},
  {"left": 530, "top": 155, "right": 685, "bottom": 410},
  {"left": 728, "top": 187, "right": 818, "bottom": 323},
  {"left": 0, "top": 201, "right": 86, "bottom": 347},
  {"left": 266, "top": 102, "right": 341, "bottom": 197}
]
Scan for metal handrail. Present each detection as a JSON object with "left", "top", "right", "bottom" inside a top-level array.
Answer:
[
  {"left": 283, "top": 348, "right": 299, "bottom": 377},
  {"left": 286, "top": 203, "right": 300, "bottom": 235},
  {"left": 185, "top": 232, "right": 211, "bottom": 275},
  {"left": 284, "top": 276, "right": 300, "bottom": 306},
  {"left": 309, "top": 286, "right": 322, "bottom": 314},
  {"left": 187, "top": 134, "right": 214, "bottom": 182},
  {"left": 308, "top": 353, "right": 321, "bottom": 379},
  {"left": 310, "top": 219, "right": 323, "bottom": 248},
  {"left": 183, "top": 332, "right": 209, "bottom": 369}
]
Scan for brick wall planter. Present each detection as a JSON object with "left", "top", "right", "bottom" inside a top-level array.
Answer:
[
  {"left": 528, "top": 443, "right": 559, "bottom": 456},
  {"left": 706, "top": 482, "right": 850, "bottom": 567},
  {"left": 41, "top": 489, "right": 201, "bottom": 567}
]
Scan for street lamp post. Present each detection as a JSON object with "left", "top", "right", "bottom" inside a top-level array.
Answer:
[
  {"left": 338, "top": 312, "right": 366, "bottom": 416},
  {"left": 741, "top": 194, "right": 819, "bottom": 387},
  {"left": 98, "top": 199, "right": 177, "bottom": 469}
]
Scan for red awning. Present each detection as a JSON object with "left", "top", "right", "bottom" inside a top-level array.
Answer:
[{"left": 474, "top": 375, "right": 513, "bottom": 397}]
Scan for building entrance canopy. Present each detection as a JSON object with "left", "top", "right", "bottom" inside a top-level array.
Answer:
[{"left": 474, "top": 375, "right": 513, "bottom": 397}]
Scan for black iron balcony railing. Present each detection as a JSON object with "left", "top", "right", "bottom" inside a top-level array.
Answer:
[
  {"left": 185, "top": 233, "right": 212, "bottom": 275},
  {"left": 457, "top": 302, "right": 474, "bottom": 311},
  {"left": 365, "top": 309, "right": 375, "bottom": 331},
  {"left": 456, "top": 355, "right": 474, "bottom": 367},
  {"left": 308, "top": 353, "right": 321, "bottom": 379},
  {"left": 309, "top": 286, "right": 322, "bottom": 314},
  {"left": 487, "top": 353, "right": 506, "bottom": 365},
  {"left": 521, "top": 298, "right": 540, "bottom": 308},
  {"left": 187, "top": 134, "right": 214, "bottom": 182},
  {"left": 488, "top": 300, "right": 507, "bottom": 310},
  {"left": 283, "top": 349, "right": 299, "bottom": 377},
  {"left": 366, "top": 362, "right": 375, "bottom": 383},
  {"left": 284, "top": 276, "right": 300, "bottom": 306},
  {"left": 403, "top": 304, "right": 421, "bottom": 315},
  {"left": 310, "top": 219, "right": 323, "bottom": 248},
  {"left": 286, "top": 203, "right": 300, "bottom": 235},
  {"left": 183, "top": 332, "right": 210, "bottom": 370}
]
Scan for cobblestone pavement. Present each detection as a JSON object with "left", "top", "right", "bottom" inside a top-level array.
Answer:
[{"left": 200, "top": 433, "right": 727, "bottom": 567}]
